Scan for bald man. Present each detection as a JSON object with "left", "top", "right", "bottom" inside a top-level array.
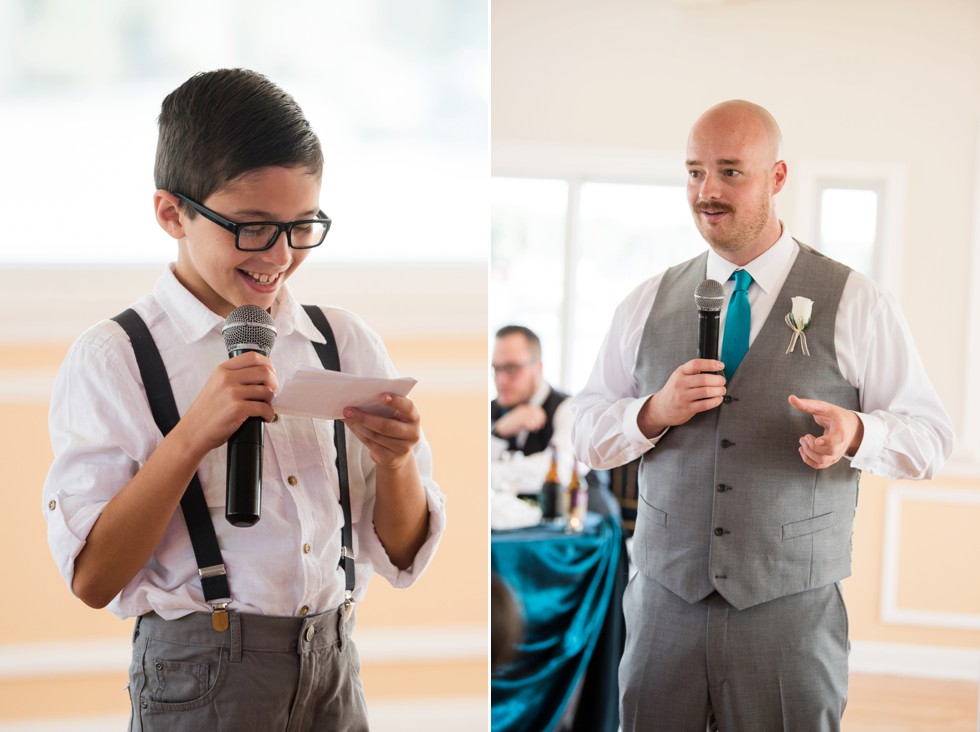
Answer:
[{"left": 571, "top": 101, "right": 953, "bottom": 730}]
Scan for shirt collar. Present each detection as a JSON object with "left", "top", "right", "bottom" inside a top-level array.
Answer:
[
  {"left": 154, "top": 264, "right": 323, "bottom": 344},
  {"left": 705, "top": 223, "right": 796, "bottom": 295},
  {"left": 528, "top": 380, "right": 552, "bottom": 408}
]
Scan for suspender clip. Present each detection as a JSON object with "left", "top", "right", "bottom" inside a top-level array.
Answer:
[
  {"left": 210, "top": 602, "right": 230, "bottom": 632},
  {"left": 343, "top": 592, "right": 355, "bottom": 623}
]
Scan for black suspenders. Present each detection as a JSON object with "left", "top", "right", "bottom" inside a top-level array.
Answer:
[
  {"left": 301, "top": 304, "right": 357, "bottom": 615},
  {"left": 111, "top": 306, "right": 355, "bottom": 626}
]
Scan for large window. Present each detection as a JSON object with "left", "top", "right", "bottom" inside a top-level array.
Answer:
[
  {"left": 491, "top": 172, "right": 705, "bottom": 391},
  {"left": 575, "top": 182, "right": 705, "bottom": 388},
  {"left": 491, "top": 178, "right": 568, "bottom": 387}
]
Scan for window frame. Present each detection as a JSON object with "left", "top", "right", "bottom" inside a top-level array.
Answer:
[{"left": 793, "top": 160, "right": 907, "bottom": 297}]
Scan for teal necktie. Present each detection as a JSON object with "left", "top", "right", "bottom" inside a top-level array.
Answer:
[{"left": 721, "top": 269, "right": 753, "bottom": 381}]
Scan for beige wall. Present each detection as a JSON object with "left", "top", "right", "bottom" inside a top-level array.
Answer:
[
  {"left": 493, "top": 0, "right": 980, "bottom": 677},
  {"left": 0, "top": 263, "right": 488, "bottom": 728}
]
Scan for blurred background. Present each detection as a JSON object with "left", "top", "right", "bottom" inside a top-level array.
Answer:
[
  {"left": 0, "top": 0, "right": 488, "bottom": 729},
  {"left": 492, "top": 0, "right": 979, "bottom": 727}
]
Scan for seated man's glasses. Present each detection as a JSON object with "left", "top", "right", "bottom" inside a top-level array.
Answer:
[
  {"left": 174, "top": 193, "right": 331, "bottom": 252},
  {"left": 492, "top": 361, "right": 536, "bottom": 377}
]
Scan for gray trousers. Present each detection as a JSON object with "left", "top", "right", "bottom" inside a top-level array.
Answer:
[
  {"left": 127, "top": 607, "right": 369, "bottom": 732},
  {"left": 620, "top": 573, "right": 849, "bottom": 732}
]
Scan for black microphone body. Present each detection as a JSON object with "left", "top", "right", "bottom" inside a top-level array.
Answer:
[
  {"left": 223, "top": 306, "right": 277, "bottom": 527},
  {"left": 694, "top": 279, "right": 725, "bottom": 373},
  {"left": 697, "top": 309, "right": 720, "bottom": 361}
]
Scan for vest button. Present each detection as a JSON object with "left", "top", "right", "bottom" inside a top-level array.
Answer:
[
  {"left": 714, "top": 527, "right": 725, "bottom": 536},
  {"left": 723, "top": 395, "right": 733, "bottom": 404},
  {"left": 716, "top": 484, "right": 728, "bottom": 493},
  {"left": 720, "top": 439, "right": 734, "bottom": 448}
]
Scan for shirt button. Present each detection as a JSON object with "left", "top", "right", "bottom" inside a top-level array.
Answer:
[
  {"left": 299, "top": 605, "right": 309, "bottom": 616},
  {"left": 714, "top": 527, "right": 725, "bottom": 536},
  {"left": 48, "top": 500, "right": 56, "bottom": 510},
  {"left": 288, "top": 475, "right": 298, "bottom": 487},
  {"left": 303, "top": 543, "right": 312, "bottom": 554},
  {"left": 271, "top": 414, "right": 279, "bottom": 423}
]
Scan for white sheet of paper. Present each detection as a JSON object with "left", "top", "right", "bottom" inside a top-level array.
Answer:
[{"left": 273, "top": 366, "right": 417, "bottom": 420}]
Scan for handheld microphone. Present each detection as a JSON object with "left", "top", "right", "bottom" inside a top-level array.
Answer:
[
  {"left": 222, "top": 305, "right": 277, "bottom": 527},
  {"left": 694, "top": 279, "right": 725, "bottom": 367}
]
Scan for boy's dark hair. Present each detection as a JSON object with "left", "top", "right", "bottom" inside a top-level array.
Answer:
[
  {"left": 495, "top": 325, "right": 542, "bottom": 361},
  {"left": 154, "top": 68, "right": 323, "bottom": 211}
]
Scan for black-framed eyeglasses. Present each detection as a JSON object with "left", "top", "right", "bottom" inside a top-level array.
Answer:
[{"left": 174, "top": 193, "right": 331, "bottom": 251}]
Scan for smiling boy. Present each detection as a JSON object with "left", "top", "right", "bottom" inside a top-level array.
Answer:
[{"left": 43, "top": 68, "right": 445, "bottom": 731}]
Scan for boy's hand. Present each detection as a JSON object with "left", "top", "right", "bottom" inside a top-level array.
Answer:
[
  {"left": 180, "top": 352, "right": 279, "bottom": 455},
  {"left": 343, "top": 393, "right": 421, "bottom": 468}
]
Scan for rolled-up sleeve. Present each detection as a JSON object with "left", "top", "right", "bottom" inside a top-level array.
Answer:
[
  {"left": 357, "top": 431, "right": 446, "bottom": 588},
  {"left": 336, "top": 311, "right": 447, "bottom": 590},
  {"left": 42, "top": 326, "right": 155, "bottom": 594}
]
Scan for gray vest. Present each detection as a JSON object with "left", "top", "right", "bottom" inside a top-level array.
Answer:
[{"left": 633, "top": 242, "right": 860, "bottom": 610}]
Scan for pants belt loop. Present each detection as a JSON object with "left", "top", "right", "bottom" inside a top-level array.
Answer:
[
  {"left": 229, "top": 612, "right": 242, "bottom": 663},
  {"left": 336, "top": 608, "right": 346, "bottom": 651}
]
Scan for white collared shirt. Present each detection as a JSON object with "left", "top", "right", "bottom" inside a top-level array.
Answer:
[
  {"left": 571, "top": 227, "right": 954, "bottom": 479},
  {"left": 43, "top": 265, "right": 446, "bottom": 620}
]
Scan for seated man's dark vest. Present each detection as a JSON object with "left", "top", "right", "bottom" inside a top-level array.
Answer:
[{"left": 491, "top": 387, "right": 569, "bottom": 457}]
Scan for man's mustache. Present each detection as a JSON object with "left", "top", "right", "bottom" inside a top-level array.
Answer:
[{"left": 695, "top": 202, "right": 734, "bottom": 214}]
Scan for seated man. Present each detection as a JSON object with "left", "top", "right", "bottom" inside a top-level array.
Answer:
[{"left": 490, "top": 325, "right": 573, "bottom": 495}]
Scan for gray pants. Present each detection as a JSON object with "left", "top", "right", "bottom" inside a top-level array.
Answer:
[
  {"left": 127, "top": 607, "right": 368, "bottom": 732},
  {"left": 620, "top": 573, "right": 848, "bottom": 731}
]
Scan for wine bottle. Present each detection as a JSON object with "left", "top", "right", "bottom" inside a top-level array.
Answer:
[
  {"left": 566, "top": 466, "right": 587, "bottom": 532},
  {"left": 540, "top": 450, "right": 563, "bottom": 524}
]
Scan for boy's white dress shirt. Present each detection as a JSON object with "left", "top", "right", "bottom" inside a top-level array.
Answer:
[{"left": 44, "top": 265, "right": 446, "bottom": 620}]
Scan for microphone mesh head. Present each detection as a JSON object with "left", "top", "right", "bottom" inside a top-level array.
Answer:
[
  {"left": 222, "top": 305, "right": 277, "bottom": 356},
  {"left": 694, "top": 279, "right": 725, "bottom": 312}
]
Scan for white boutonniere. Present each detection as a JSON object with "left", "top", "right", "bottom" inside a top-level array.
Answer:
[{"left": 784, "top": 296, "right": 813, "bottom": 356}]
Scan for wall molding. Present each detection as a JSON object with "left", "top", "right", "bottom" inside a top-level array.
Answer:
[
  {"left": 0, "top": 696, "right": 488, "bottom": 732},
  {"left": 0, "top": 262, "right": 487, "bottom": 344},
  {"left": 0, "top": 371, "right": 59, "bottom": 403},
  {"left": 881, "top": 485, "right": 980, "bottom": 630},
  {"left": 0, "top": 624, "right": 487, "bottom": 680},
  {"left": 960, "top": 120, "right": 980, "bottom": 460},
  {"left": 850, "top": 640, "right": 980, "bottom": 682}
]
